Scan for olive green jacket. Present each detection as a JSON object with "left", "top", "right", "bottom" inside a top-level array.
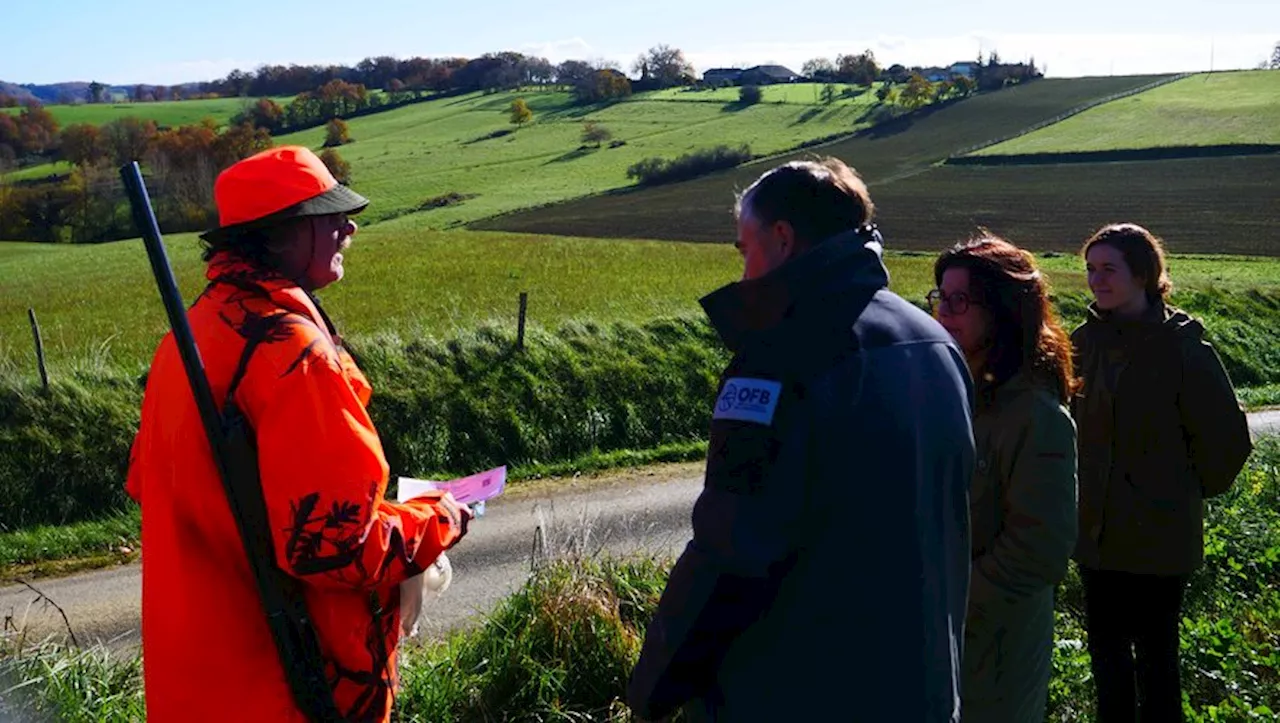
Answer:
[
  {"left": 1071, "top": 303, "right": 1253, "bottom": 575},
  {"left": 963, "top": 373, "right": 1078, "bottom": 723}
]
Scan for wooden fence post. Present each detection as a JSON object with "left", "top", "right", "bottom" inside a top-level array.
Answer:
[
  {"left": 516, "top": 292, "right": 528, "bottom": 351},
  {"left": 28, "top": 308, "right": 49, "bottom": 391}
]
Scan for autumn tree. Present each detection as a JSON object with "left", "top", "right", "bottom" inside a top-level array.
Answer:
[
  {"left": 953, "top": 76, "right": 977, "bottom": 97},
  {"left": 66, "top": 160, "right": 130, "bottom": 243},
  {"left": 802, "top": 58, "right": 836, "bottom": 82},
  {"left": 101, "top": 117, "right": 158, "bottom": 165},
  {"left": 899, "top": 73, "right": 934, "bottom": 109},
  {"left": 61, "top": 124, "right": 106, "bottom": 166},
  {"left": 508, "top": 98, "right": 533, "bottom": 128},
  {"left": 214, "top": 123, "right": 272, "bottom": 168},
  {"left": 556, "top": 60, "right": 594, "bottom": 88},
  {"left": 319, "top": 148, "right": 351, "bottom": 184},
  {"left": 632, "top": 45, "right": 695, "bottom": 89},
  {"left": 11, "top": 184, "right": 78, "bottom": 242},
  {"left": 582, "top": 121, "right": 612, "bottom": 147},
  {"left": 323, "top": 118, "right": 351, "bottom": 147},
  {"left": 144, "top": 120, "right": 271, "bottom": 232},
  {"left": 356, "top": 56, "right": 400, "bottom": 91},
  {"left": 3, "top": 101, "right": 61, "bottom": 157},
  {"left": 836, "top": 51, "right": 879, "bottom": 86},
  {"left": 240, "top": 97, "right": 285, "bottom": 132},
  {"left": 0, "top": 114, "right": 19, "bottom": 161},
  {"left": 573, "top": 69, "right": 632, "bottom": 104}
]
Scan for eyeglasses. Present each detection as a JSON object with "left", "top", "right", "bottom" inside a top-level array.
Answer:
[{"left": 926, "top": 289, "right": 974, "bottom": 316}]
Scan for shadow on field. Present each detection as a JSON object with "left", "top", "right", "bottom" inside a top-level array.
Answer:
[
  {"left": 546, "top": 147, "right": 597, "bottom": 165},
  {"left": 792, "top": 107, "right": 823, "bottom": 125}
]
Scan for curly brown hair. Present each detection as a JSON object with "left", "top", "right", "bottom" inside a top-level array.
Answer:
[{"left": 934, "top": 233, "right": 1079, "bottom": 404}]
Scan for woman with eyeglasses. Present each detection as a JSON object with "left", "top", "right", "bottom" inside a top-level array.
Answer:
[
  {"left": 1071, "top": 223, "right": 1252, "bottom": 723},
  {"left": 929, "top": 235, "right": 1079, "bottom": 723}
]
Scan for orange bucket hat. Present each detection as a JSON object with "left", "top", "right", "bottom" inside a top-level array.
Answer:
[{"left": 201, "top": 145, "right": 368, "bottom": 240}]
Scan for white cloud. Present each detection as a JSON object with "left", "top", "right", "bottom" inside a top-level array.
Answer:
[{"left": 518, "top": 37, "right": 597, "bottom": 63}]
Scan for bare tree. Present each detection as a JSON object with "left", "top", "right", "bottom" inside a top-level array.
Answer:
[{"left": 632, "top": 45, "right": 695, "bottom": 88}]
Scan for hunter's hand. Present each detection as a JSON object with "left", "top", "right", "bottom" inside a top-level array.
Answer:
[{"left": 438, "top": 492, "right": 473, "bottom": 544}]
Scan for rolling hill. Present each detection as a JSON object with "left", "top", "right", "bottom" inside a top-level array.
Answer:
[
  {"left": 470, "top": 73, "right": 1280, "bottom": 255},
  {"left": 972, "top": 70, "right": 1280, "bottom": 155}
]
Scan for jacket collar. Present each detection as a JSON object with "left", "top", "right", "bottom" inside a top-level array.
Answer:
[
  {"left": 203, "top": 253, "right": 340, "bottom": 347},
  {"left": 699, "top": 227, "right": 890, "bottom": 353}
]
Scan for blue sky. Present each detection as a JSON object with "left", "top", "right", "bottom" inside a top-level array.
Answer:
[{"left": 4, "top": 0, "right": 1278, "bottom": 85}]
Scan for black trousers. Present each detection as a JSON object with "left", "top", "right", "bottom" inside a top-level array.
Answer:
[{"left": 1080, "top": 568, "right": 1190, "bottom": 723}]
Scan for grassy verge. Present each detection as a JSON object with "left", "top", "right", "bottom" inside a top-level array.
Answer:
[
  {"left": 0, "top": 445, "right": 708, "bottom": 581},
  {"left": 0, "top": 509, "right": 140, "bottom": 580},
  {"left": 1239, "top": 384, "right": 1280, "bottom": 410},
  {"left": 0, "top": 638, "right": 145, "bottom": 723},
  {"left": 5, "top": 437, "right": 1278, "bottom": 721},
  {"left": 2, "top": 287, "right": 1279, "bottom": 555}
]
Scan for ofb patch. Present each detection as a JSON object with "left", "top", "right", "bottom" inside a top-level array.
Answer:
[{"left": 714, "top": 377, "right": 782, "bottom": 425}]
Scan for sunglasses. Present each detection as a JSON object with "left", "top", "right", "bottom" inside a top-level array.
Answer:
[{"left": 926, "top": 289, "right": 974, "bottom": 316}]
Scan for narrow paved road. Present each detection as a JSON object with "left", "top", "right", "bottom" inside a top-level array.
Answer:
[
  {"left": 2, "top": 413, "right": 1276, "bottom": 655},
  {"left": 0, "top": 468, "right": 702, "bottom": 653}
]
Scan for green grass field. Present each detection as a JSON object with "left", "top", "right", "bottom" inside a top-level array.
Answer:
[
  {"left": 645, "top": 82, "right": 881, "bottom": 104},
  {"left": 0, "top": 95, "right": 292, "bottom": 129},
  {"left": 3, "top": 227, "right": 1279, "bottom": 372},
  {"left": 976, "top": 70, "right": 1280, "bottom": 155},
  {"left": 477, "top": 75, "right": 1181, "bottom": 241},
  {"left": 2, "top": 160, "right": 73, "bottom": 182},
  {"left": 271, "top": 87, "right": 880, "bottom": 227}
]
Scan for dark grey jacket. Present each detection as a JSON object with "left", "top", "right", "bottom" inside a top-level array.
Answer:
[{"left": 627, "top": 230, "right": 976, "bottom": 722}]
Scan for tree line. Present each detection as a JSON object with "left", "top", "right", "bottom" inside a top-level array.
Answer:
[{"left": 0, "top": 114, "right": 274, "bottom": 243}]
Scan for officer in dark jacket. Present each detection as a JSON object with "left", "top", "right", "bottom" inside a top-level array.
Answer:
[{"left": 627, "top": 158, "right": 976, "bottom": 723}]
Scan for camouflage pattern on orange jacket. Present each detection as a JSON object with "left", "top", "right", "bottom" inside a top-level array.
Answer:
[{"left": 126, "top": 255, "right": 465, "bottom": 722}]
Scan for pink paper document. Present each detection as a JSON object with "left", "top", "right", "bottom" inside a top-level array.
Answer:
[{"left": 396, "top": 466, "right": 507, "bottom": 505}]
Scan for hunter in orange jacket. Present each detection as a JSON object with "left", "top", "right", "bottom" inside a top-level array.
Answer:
[{"left": 125, "top": 146, "right": 470, "bottom": 722}]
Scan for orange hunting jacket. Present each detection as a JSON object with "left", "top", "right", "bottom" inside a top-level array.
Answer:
[{"left": 125, "top": 255, "right": 463, "bottom": 722}]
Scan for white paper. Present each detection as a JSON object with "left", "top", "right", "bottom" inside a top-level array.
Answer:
[{"left": 396, "top": 467, "right": 505, "bottom": 638}]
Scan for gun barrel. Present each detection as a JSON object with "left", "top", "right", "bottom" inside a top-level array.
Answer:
[{"left": 119, "top": 162, "right": 224, "bottom": 450}]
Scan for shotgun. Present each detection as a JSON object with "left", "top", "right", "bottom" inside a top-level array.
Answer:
[{"left": 120, "top": 162, "right": 343, "bottom": 722}]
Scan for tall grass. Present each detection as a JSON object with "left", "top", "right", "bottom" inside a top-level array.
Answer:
[
  {"left": 0, "top": 639, "right": 145, "bottom": 722},
  {"left": 0, "top": 373, "right": 141, "bottom": 529},
  {"left": 7, "top": 438, "right": 1277, "bottom": 721},
  {"left": 395, "top": 556, "right": 670, "bottom": 722},
  {"left": 2, "top": 288, "right": 1280, "bottom": 534}
]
